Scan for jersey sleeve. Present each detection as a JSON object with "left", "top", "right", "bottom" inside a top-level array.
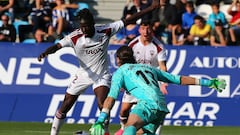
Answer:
[
  {"left": 58, "top": 34, "right": 74, "bottom": 47},
  {"left": 108, "top": 69, "right": 124, "bottom": 99},
  {"left": 106, "top": 20, "right": 125, "bottom": 37},
  {"left": 157, "top": 46, "right": 167, "bottom": 61},
  {"left": 155, "top": 68, "right": 181, "bottom": 84}
]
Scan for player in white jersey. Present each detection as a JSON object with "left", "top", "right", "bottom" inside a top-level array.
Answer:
[
  {"left": 115, "top": 20, "right": 168, "bottom": 135},
  {"left": 37, "top": 2, "right": 160, "bottom": 135},
  {"left": 90, "top": 46, "right": 226, "bottom": 135}
]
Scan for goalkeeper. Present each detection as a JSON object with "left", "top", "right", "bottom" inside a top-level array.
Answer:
[{"left": 90, "top": 46, "right": 226, "bottom": 135}]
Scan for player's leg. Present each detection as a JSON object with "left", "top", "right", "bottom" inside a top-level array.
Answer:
[
  {"left": 94, "top": 86, "right": 110, "bottom": 135},
  {"left": 123, "top": 114, "right": 144, "bottom": 135},
  {"left": 93, "top": 73, "right": 111, "bottom": 135},
  {"left": 51, "top": 93, "right": 79, "bottom": 135},
  {"left": 51, "top": 73, "right": 92, "bottom": 135},
  {"left": 115, "top": 92, "right": 137, "bottom": 135}
]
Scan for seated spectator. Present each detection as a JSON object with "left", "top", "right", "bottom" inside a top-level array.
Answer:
[
  {"left": 187, "top": 15, "right": 211, "bottom": 45},
  {"left": 207, "top": 2, "right": 228, "bottom": 29},
  {"left": 111, "top": 10, "right": 140, "bottom": 45},
  {"left": 227, "top": 0, "right": 240, "bottom": 45},
  {"left": 48, "top": 0, "right": 78, "bottom": 39},
  {"left": 151, "top": 0, "right": 178, "bottom": 44},
  {"left": 30, "top": 0, "right": 52, "bottom": 33},
  {"left": 0, "top": 14, "right": 16, "bottom": 42},
  {"left": 0, "top": 0, "right": 14, "bottom": 22},
  {"left": 172, "top": 23, "right": 188, "bottom": 46},
  {"left": 210, "top": 19, "right": 232, "bottom": 46},
  {"left": 34, "top": 29, "right": 55, "bottom": 43},
  {"left": 229, "top": 24, "right": 240, "bottom": 45},
  {"left": 182, "top": 1, "right": 197, "bottom": 33},
  {"left": 175, "top": 0, "right": 187, "bottom": 22},
  {"left": 227, "top": 0, "right": 240, "bottom": 26},
  {"left": 121, "top": 0, "right": 140, "bottom": 20}
]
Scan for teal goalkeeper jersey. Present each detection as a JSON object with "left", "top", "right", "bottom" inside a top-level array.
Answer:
[{"left": 108, "top": 63, "right": 181, "bottom": 112}]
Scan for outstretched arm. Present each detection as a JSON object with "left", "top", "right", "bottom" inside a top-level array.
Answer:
[
  {"left": 38, "top": 43, "right": 62, "bottom": 61},
  {"left": 122, "top": 0, "right": 159, "bottom": 26},
  {"left": 180, "top": 76, "right": 226, "bottom": 93}
]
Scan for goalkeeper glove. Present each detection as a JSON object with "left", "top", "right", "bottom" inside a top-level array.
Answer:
[
  {"left": 209, "top": 78, "right": 226, "bottom": 93},
  {"left": 89, "top": 111, "right": 108, "bottom": 135},
  {"left": 89, "top": 122, "right": 104, "bottom": 135}
]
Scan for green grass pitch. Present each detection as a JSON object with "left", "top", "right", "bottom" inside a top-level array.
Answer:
[{"left": 0, "top": 122, "right": 239, "bottom": 135}]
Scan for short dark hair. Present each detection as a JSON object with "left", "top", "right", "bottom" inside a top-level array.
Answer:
[
  {"left": 116, "top": 46, "right": 136, "bottom": 65},
  {"left": 77, "top": 8, "right": 95, "bottom": 24}
]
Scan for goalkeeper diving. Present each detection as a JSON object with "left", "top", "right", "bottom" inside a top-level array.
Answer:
[{"left": 90, "top": 46, "right": 226, "bottom": 135}]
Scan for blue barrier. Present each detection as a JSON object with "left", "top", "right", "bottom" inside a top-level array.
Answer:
[{"left": 0, "top": 43, "right": 239, "bottom": 126}]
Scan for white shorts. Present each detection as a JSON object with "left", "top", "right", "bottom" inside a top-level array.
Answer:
[
  {"left": 66, "top": 70, "right": 111, "bottom": 95},
  {"left": 122, "top": 91, "right": 138, "bottom": 103}
]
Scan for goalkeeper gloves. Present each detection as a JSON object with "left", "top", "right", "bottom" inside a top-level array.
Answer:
[
  {"left": 89, "top": 121, "right": 104, "bottom": 135},
  {"left": 200, "top": 78, "right": 226, "bottom": 93},
  {"left": 89, "top": 111, "right": 108, "bottom": 135},
  {"left": 209, "top": 78, "right": 226, "bottom": 93}
]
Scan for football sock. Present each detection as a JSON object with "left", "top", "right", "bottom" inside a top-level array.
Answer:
[
  {"left": 123, "top": 126, "right": 136, "bottom": 135},
  {"left": 50, "top": 111, "right": 66, "bottom": 135},
  {"left": 119, "top": 116, "right": 127, "bottom": 129},
  {"left": 155, "top": 125, "right": 162, "bottom": 135},
  {"left": 50, "top": 116, "right": 65, "bottom": 135}
]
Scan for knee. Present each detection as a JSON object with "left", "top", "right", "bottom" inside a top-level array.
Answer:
[{"left": 55, "top": 110, "right": 66, "bottom": 119}]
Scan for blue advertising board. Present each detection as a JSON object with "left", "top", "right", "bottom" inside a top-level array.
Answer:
[{"left": 0, "top": 43, "right": 239, "bottom": 126}]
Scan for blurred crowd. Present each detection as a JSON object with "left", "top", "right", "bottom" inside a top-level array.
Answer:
[
  {"left": 111, "top": 0, "right": 240, "bottom": 46},
  {"left": 0, "top": 0, "right": 80, "bottom": 43},
  {"left": 0, "top": 0, "right": 240, "bottom": 46}
]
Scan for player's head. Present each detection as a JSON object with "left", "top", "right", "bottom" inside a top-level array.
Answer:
[
  {"left": 116, "top": 46, "right": 136, "bottom": 66},
  {"left": 139, "top": 20, "right": 153, "bottom": 42},
  {"left": 77, "top": 8, "right": 95, "bottom": 37}
]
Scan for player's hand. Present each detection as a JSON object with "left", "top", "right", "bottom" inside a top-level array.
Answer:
[
  {"left": 160, "top": 83, "right": 168, "bottom": 95},
  {"left": 37, "top": 53, "right": 47, "bottom": 62},
  {"left": 89, "top": 122, "right": 104, "bottom": 135},
  {"left": 209, "top": 78, "right": 226, "bottom": 93}
]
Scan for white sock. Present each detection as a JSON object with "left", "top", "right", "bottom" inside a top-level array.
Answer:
[
  {"left": 155, "top": 125, "right": 162, "bottom": 135},
  {"left": 119, "top": 116, "right": 127, "bottom": 130},
  {"left": 50, "top": 116, "right": 65, "bottom": 135}
]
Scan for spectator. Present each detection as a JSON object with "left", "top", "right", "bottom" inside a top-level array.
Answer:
[
  {"left": 30, "top": 0, "right": 52, "bottom": 33},
  {"left": 175, "top": 0, "right": 187, "bottom": 23},
  {"left": 34, "top": 29, "right": 55, "bottom": 43},
  {"left": 111, "top": 10, "right": 140, "bottom": 45},
  {"left": 187, "top": 15, "right": 211, "bottom": 45},
  {"left": 151, "top": 0, "right": 178, "bottom": 44},
  {"left": 207, "top": 2, "right": 228, "bottom": 29},
  {"left": 121, "top": 0, "right": 141, "bottom": 20},
  {"left": 0, "top": 14, "right": 16, "bottom": 42},
  {"left": 0, "top": 0, "right": 14, "bottom": 22},
  {"left": 227, "top": 0, "right": 240, "bottom": 45},
  {"left": 182, "top": 1, "right": 197, "bottom": 33},
  {"left": 172, "top": 23, "right": 188, "bottom": 45},
  {"left": 210, "top": 19, "right": 232, "bottom": 46},
  {"left": 48, "top": 0, "right": 78, "bottom": 39},
  {"left": 227, "top": 0, "right": 240, "bottom": 26}
]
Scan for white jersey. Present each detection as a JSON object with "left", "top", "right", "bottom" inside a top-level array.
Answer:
[
  {"left": 128, "top": 36, "right": 167, "bottom": 67},
  {"left": 59, "top": 20, "right": 124, "bottom": 81}
]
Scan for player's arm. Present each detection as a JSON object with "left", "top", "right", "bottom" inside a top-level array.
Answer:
[
  {"left": 38, "top": 43, "right": 62, "bottom": 62},
  {"left": 122, "top": 0, "right": 159, "bottom": 26},
  {"left": 180, "top": 76, "right": 226, "bottom": 93}
]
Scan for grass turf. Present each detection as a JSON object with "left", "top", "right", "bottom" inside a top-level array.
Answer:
[{"left": 0, "top": 122, "right": 239, "bottom": 135}]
